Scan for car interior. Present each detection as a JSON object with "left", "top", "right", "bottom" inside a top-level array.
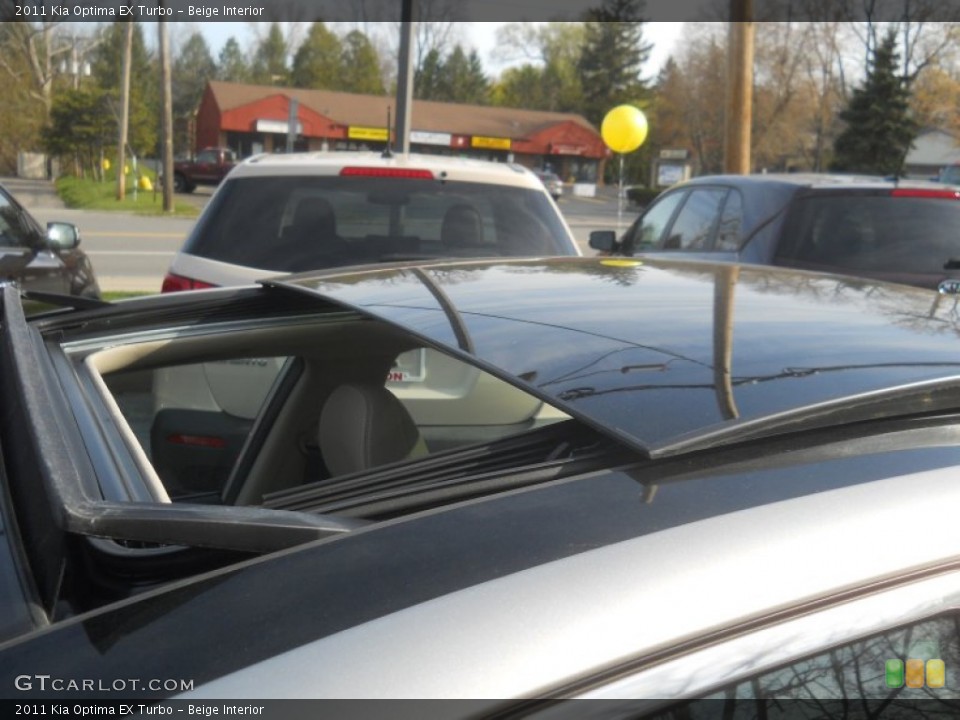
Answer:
[{"left": 93, "top": 311, "right": 573, "bottom": 509}]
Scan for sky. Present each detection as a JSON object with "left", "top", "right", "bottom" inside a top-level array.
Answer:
[{"left": 191, "top": 21, "right": 684, "bottom": 79}]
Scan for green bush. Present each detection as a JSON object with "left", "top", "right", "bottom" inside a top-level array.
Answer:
[{"left": 626, "top": 187, "right": 662, "bottom": 208}]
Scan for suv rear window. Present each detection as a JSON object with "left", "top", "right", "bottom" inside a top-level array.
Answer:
[
  {"left": 184, "top": 176, "right": 573, "bottom": 272},
  {"left": 775, "top": 193, "right": 960, "bottom": 280}
]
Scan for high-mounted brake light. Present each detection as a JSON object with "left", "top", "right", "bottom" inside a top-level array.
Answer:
[
  {"left": 890, "top": 188, "right": 960, "bottom": 200},
  {"left": 161, "top": 272, "right": 218, "bottom": 293},
  {"left": 339, "top": 167, "right": 435, "bottom": 179}
]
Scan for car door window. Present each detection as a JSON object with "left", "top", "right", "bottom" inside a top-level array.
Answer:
[
  {"left": 196, "top": 150, "right": 217, "bottom": 164},
  {"left": 715, "top": 189, "right": 743, "bottom": 251},
  {"left": 622, "top": 191, "right": 685, "bottom": 254},
  {"left": 661, "top": 188, "right": 726, "bottom": 251}
]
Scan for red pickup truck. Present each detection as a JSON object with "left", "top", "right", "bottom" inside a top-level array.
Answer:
[{"left": 173, "top": 147, "right": 237, "bottom": 193}]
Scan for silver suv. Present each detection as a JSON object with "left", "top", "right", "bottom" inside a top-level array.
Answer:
[{"left": 163, "top": 152, "right": 579, "bottom": 291}]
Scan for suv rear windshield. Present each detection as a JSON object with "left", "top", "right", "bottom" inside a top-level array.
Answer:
[
  {"left": 775, "top": 193, "right": 960, "bottom": 283},
  {"left": 184, "top": 175, "right": 574, "bottom": 272}
]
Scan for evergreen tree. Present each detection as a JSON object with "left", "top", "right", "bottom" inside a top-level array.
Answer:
[
  {"left": 42, "top": 86, "right": 115, "bottom": 175},
  {"left": 217, "top": 37, "right": 250, "bottom": 83},
  {"left": 173, "top": 33, "right": 216, "bottom": 123},
  {"left": 291, "top": 22, "right": 343, "bottom": 90},
  {"left": 831, "top": 29, "right": 917, "bottom": 176},
  {"left": 577, "top": 0, "right": 651, "bottom": 125},
  {"left": 340, "top": 30, "right": 384, "bottom": 95},
  {"left": 250, "top": 23, "right": 289, "bottom": 86},
  {"left": 89, "top": 21, "right": 157, "bottom": 157},
  {"left": 440, "top": 45, "right": 489, "bottom": 104},
  {"left": 414, "top": 48, "right": 445, "bottom": 100}
]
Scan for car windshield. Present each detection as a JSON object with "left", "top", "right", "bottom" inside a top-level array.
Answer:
[
  {"left": 776, "top": 193, "right": 960, "bottom": 277},
  {"left": 184, "top": 175, "right": 573, "bottom": 272}
]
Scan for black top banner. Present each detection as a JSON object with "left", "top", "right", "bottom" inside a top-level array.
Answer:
[{"left": 4, "top": 0, "right": 960, "bottom": 23}]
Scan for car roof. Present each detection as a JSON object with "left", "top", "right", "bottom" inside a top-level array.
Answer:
[
  {"left": 229, "top": 150, "right": 544, "bottom": 189},
  {"left": 682, "top": 172, "right": 953, "bottom": 192},
  {"left": 277, "top": 256, "right": 960, "bottom": 456}
]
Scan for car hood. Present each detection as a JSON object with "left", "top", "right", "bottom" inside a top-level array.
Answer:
[{"left": 276, "top": 257, "right": 960, "bottom": 456}]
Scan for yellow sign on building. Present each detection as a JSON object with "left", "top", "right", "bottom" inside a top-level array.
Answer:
[
  {"left": 471, "top": 136, "right": 512, "bottom": 150},
  {"left": 348, "top": 126, "right": 389, "bottom": 141}
]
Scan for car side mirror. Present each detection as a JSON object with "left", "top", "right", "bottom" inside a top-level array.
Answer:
[
  {"left": 589, "top": 230, "right": 618, "bottom": 253},
  {"left": 46, "top": 222, "right": 80, "bottom": 250}
]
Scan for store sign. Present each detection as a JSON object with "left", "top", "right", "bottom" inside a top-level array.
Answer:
[
  {"left": 472, "top": 136, "right": 512, "bottom": 150},
  {"left": 550, "top": 144, "right": 585, "bottom": 155},
  {"left": 410, "top": 130, "right": 452, "bottom": 146},
  {"left": 349, "top": 126, "right": 389, "bottom": 141},
  {"left": 256, "top": 119, "right": 302, "bottom": 134},
  {"left": 660, "top": 148, "right": 690, "bottom": 160}
]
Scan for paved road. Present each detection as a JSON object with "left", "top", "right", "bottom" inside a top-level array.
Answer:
[{"left": 6, "top": 177, "right": 638, "bottom": 293}]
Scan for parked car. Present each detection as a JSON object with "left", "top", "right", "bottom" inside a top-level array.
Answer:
[
  {"left": 590, "top": 173, "right": 960, "bottom": 290},
  {"left": 938, "top": 164, "right": 960, "bottom": 185},
  {"left": 162, "top": 151, "right": 580, "bottom": 291},
  {"left": 172, "top": 146, "right": 237, "bottom": 193},
  {"left": 0, "top": 181, "right": 100, "bottom": 298},
  {"left": 534, "top": 168, "right": 564, "bottom": 200},
  {"left": 4, "top": 256, "right": 960, "bottom": 708}
]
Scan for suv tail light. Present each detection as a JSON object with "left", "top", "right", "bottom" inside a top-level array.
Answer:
[
  {"left": 339, "top": 167, "right": 435, "bottom": 179},
  {"left": 161, "top": 272, "right": 217, "bottom": 293}
]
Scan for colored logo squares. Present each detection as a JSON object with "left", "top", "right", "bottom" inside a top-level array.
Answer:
[{"left": 885, "top": 658, "right": 946, "bottom": 688}]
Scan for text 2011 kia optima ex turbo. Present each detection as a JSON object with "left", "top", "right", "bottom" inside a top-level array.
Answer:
[{"left": 2, "top": 257, "right": 960, "bottom": 715}]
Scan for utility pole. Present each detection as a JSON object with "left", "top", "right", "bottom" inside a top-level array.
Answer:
[
  {"left": 158, "top": 8, "right": 174, "bottom": 212},
  {"left": 116, "top": 15, "right": 133, "bottom": 200},
  {"left": 395, "top": 0, "right": 417, "bottom": 154},
  {"left": 724, "top": 0, "right": 754, "bottom": 174}
]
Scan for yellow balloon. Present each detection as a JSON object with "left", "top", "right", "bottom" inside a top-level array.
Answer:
[
  {"left": 102, "top": 158, "right": 111, "bottom": 170},
  {"left": 601, "top": 105, "right": 648, "bottom": 154}
]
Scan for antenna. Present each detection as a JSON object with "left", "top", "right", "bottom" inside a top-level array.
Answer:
[{"left": 381, "top": 106, "right": 394, "bottom": 159}]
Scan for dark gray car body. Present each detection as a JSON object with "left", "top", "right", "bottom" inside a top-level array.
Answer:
[
  {"left": 3, "top": 258, "right": 960, "bottom": 710},
  {"left": 592, "top": 173, "right": 960, "bottom": 290}
]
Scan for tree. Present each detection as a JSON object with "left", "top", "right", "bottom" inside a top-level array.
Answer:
[
  {"left": 340, "top": 30, "right": 384, "bottom": 95},
  {"left": 42, "top": 86, "right": 114, "bottom": 177},
  {"left": 577, "top": 0, "right": 652, "bottom": 125},
  {"left": 414, "top": 48, "right": 444, "bottom": 99},
  {"left": 250, "top": 23, "right": 288, "bottom": 86},
  {"left": 491, "top": 23, "right": 585, "bottom": 112},
  {"left": 440, "top": 45, "right": 488, "bottom": 104},
  {"left": 217, "top": 37, "right": 249, "bottom": 83},
  {"left": 90, "top": 20, "right": 157, "bottom": 158},
  {"left": 172, "top": 32, "right": 215, "bottom": 152},
  {"left": 831, "top": 29, "right": 917, "bottom": 175},
  {"left": 291, "top": 22, "right": 342, "bottom": 90}
]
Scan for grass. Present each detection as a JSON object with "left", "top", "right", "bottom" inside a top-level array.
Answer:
[
  {"left": 102, "top": 290, "right": 154, "bottom": 302},
  {"left": 56, "top": 175, "right": 199, "bottom": 218}
]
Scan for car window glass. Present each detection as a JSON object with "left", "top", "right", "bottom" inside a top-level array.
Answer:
[
  {"left": 100, "top": 343, "right": 570, "bottom": 504},
  {"left": 623, "top": 191, "right": 685, "bottom": 253},
  {"left": 661, "top": 188, "right": 726, "bottom": 251},
  {"left": 0, "top": 190, "right": 37, "bottom": 248},
  {"left": 655, "top": 613, "right": 960, "bottom": 713},
  {"left": 715, "top": 189, "right": 742, "bottom": 251},
  {"left": 104, "top": 358, "right": 288, "bottom": 500},
  {"left": 776, "top": 195, "right": 960, "bottom": 277},
  {"left": 196, "top": 150, "right": 217, "bottom": 164},
  {"left": 186, "top": 176, "right": 574, "bottom": 272}
]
